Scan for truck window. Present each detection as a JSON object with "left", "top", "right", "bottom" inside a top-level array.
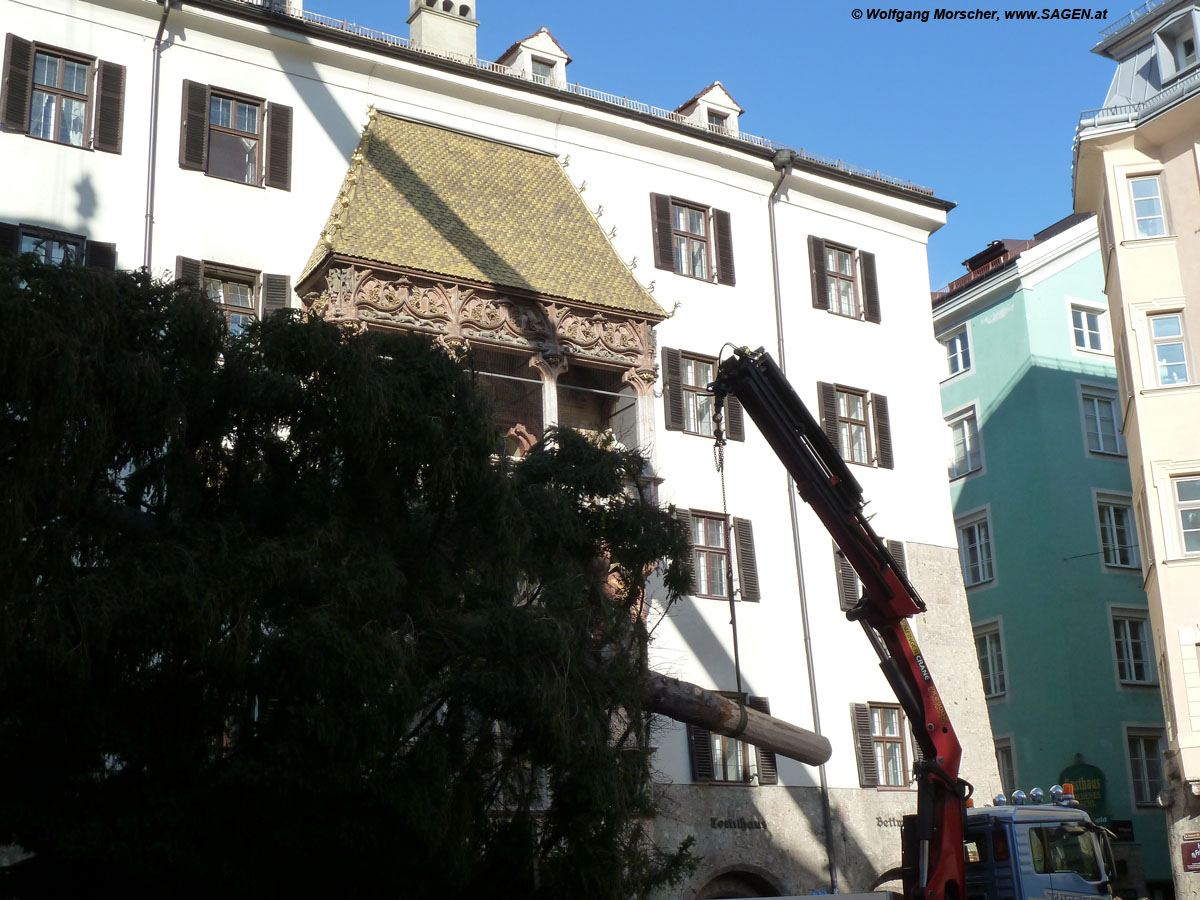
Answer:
[{"left": 1028, "top": 826, "right": 1102, "bottom": 881}]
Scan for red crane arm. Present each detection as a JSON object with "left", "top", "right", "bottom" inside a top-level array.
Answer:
[{"left": 711, "top": 346, "right": 970, "bottom": 900}]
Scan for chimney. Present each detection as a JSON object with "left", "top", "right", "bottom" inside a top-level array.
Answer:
[{"left": 408, "top": 0, "right": 479, "bottom": 60}]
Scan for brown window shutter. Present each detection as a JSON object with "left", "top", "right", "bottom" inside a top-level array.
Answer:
[
  {"left": 650, "top": 193, "right": 674, "bottom": 272},
  {"left": 0, "top": 222, "right": 19, "bottom": 256},
  {"left": 726, "top": 395, "right": 745, "bottom": 442},
  {"left": 2, "top": 35, "right": 34, "bottom": 132},
  {"left": 861, "top": 250, "right": 881, "bottom": 323},
  {"left": 673, "top": 506, "right": 696, "bottom": 586},
  {"left": 93, "top": 60, "right": 125, "bottom": 153},
  {"left": 852, "top": 703, "right": 879, "bottom": 787},
  {"left": 262, "top": 273, "right": 290, "bottom": 315},
  {"left": 747, "top": 696, "right": 778, "bottom": 784},
  {"left": 179, "top": 80, "right": 210, "bottom": 170},
  {"left": 687, "top": 724, "right": 715, "bottom": 781},
  {"left": 886, "top": 539, "right": 907, "bottom": 580},
  {"left": 265, "top": 102, "right": 293, "bottom": 190},
  {"left": 662, "top": 346, "right": 684, "bottom": 431},
  {"left": 713, "top": 208, "right": 735, "bottom": 285},
  {"left": 809, "top": 235, "right": 828, "bottom": 310},
  {"left": 84, "top": 240, "right": 117, "bottom": 270},
  {"left": 834, "top": 542, "right": 858, "bottom": 612},
  {"left": 732, "top": 517, "right": 759, "bottom": 602},
  {"left": 818, "top": 382, "right": 839, "bottom": 450},
  {"left": 176, "top": 255, "right": 204, "bottom": 286},
  {"left": 873, "top": 393, "right": 893, "bottom": 469}
]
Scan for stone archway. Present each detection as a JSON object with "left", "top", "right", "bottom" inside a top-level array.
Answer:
[{"left": 694, "top": 868, "right": 783, "bottom": 899}]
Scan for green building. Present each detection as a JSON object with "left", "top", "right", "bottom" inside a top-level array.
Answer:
[{"left": 933, "top": 213, "right": 1171, "bottom": 900}]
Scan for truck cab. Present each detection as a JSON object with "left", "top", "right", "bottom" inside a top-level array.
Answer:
[{"left": 964, "top": 805, "right": 1116, "bottom": 900}]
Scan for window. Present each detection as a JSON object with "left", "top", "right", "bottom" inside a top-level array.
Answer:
[
  {"left": 207, "top": 93, "right": 260, "bottom": 184},
  {"left": 947, "top": 406, "right": 982, "bottom": 479},
  {"left": 683, "top": 354, "right": 716, "bottom": 436},
  {"left": 1174, "top": 476, "right": 1200, "bottom": 554},
  {"left": 649, "top": 194, "right": 735, "bottom": 285},
  {"left": 852, "top": 703, "right": 908, "bottom": 787},
  {"left": 808, "top": 236, "right": 881, "bottom": 323},
  {"left": 836, "top": 388, "right": 870, "bottom": 465},
  {"left": 1129, "top": 176, "right": 1167, "bottom": 238},
  {"left": 818, "top": 383, "right": 893, "bottom": 468},
  {"left": 707, "top": 111, "right": 728, "bottom": 130},
  {"left": 19, "top": 228, "right": 81, "bottom": 265},
  {"left": 994, "top": 737, "right": 1015, "bottom": 797},
  {"left": 943, "top": 327, "right": 971, "bottom": 376},
  {"left": 1112, "top": 612, "right": 1153, "bottom": 684},
  {"left": 687, "top": 695, "right": 778, "bottom": 784},
  {"left": 1082, "top": 389, "right": 1121, "bottom": 455},
  {"left": 1149, "top": 313, "right": 1189, "bottom": 385},
  {"left": 1127, "top": 730, "right": 1163, "bottom": 805},
  {"left": 530, "top": 57, "right": 554, "bottom": 82},
  {"left": 690, "top": 513, "right": 728, "bottom": 599},
  {"left": 180, "top": 81, "right": 292, "bottom": 190},
  {"left": 957, "top": 510, "right": 994, "bottom": 586},
  {"left": 1, "top": 35, "right": 125, "bottom": 152},
  {"left": 675, "top": 508, "right": 760, "bottom": 602},
  {"left": 1072, "top": 306, "right": 1105, "bottom": 351},
  {"left": 974, "top": 622, "right": 1006, "bottom": 697},
  {"left": 175, "top": 256, "right": 291, "bottom": 334},
  {"left": 1028, "top": 824, "right": 1105, "bottom": 880},
  {"left": 660, "top": 347, "right": 744, "bottom": 441},
  {"left": 834, "top": 538, "right": 905, "bottom": 612},
  {"left": 1, "top": 222, "right": 116, "bottom": 269},
  {"left": 1098, "top": 498, "right": 1140, "bottom": 568}
]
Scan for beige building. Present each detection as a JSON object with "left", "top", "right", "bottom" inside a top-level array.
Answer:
[{"left": 1075, "top": 2, "right": 1200, "bottom": 895}]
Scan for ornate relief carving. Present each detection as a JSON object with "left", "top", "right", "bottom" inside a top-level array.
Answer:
[{"left": 303, "top": 264, "right": 657, "bottom": 372}]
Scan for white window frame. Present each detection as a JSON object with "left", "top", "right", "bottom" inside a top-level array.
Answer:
[
  {"left": 1174, "top": 474, "right": 1200, "bottom": 557},
  {"left": 946, "top": 403, "right": 984, "bottom": 480},
  {"left": 1095, "top": 491, "right": 1141, "bottom": 570},
  {"left": 1148, "top": 311, "right": 1191, "bottom": 387},
  {"left": 1110, "top": 607, "right": 1155, "bottom": 686},
  {"left": 956, "top": 507, "right": 995, "bottom": 588},
  {"left": 1079, "top": 384, "right": 1123, "bottom": 457},
  {"left": 973, "top": 619, "right": 1007, "bottom": 698},
  {"left": 1129, "top": 174, "right": 1168, "bottom": 239},
  {"left": 941, "top": 325, "right": 972, "bottom": 380},
  {"left": 1069, "top": 300, "right": 1110, "bottom": 355},
  {"left": 994, "top": 735, "right": 1016, "bottom": 797},
  {"left": 1125, "top": 726, "right": 1164, "bottom": 806}
]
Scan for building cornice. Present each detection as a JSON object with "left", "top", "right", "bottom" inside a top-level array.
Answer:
[{"left": 179, "top": 0, "right": 955, "bottom": 212}]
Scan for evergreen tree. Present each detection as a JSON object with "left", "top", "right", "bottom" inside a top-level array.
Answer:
[{"left": 0, "top": 257, "right": 695, "bottom": 898}]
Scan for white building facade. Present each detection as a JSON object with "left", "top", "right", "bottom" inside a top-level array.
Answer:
[{"left": 0, "top": 1, "right": 1000, "bottom": 896}]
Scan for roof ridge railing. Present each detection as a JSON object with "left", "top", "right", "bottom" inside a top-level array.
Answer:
[
  {"left": 1098, "top": 0, "right": 1170, "bottom": 38},
  {"left": 223, "top": 0, "right": 935, "bottom": 197},
  {"left": 1078, "top": 63, "right": 1200, "bottom": 126}
]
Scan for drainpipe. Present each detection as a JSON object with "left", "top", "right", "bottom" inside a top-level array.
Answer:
[
  {"left": 767, "top": 148, "right": 840, "bottom": 895},
  {"left": 143, "top": 0, "right": 173, "bottom": 270}
]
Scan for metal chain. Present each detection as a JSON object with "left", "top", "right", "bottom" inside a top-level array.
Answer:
[{"left": 713, "top": 406, "right": 744, "bottom": 699}]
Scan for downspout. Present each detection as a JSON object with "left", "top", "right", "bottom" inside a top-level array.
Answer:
[
  {"left": 767, "top": 148, "right": 840, "bottom": 895},
  {"left": 143, "top": 0, "right": 173, "bottom": 270}
]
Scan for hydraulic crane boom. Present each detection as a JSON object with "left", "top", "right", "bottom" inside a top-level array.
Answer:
[{"left": 710, "top": 346, "right": 971, "bottom": 900}]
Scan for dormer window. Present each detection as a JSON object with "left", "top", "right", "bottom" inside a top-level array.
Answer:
[
  {"left": 708, "top": 111, "right": 728, "bottom": 131},
  {"left": 1154, "top": 8, "right": 1200, "bottom": 81},
  {"left": 531, "top": 57, "right": 555, "bottom": 83}
]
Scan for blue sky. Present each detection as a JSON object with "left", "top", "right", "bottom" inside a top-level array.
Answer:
[{"left": 340, "top": 0, "right": 1122, "bottom": 290}]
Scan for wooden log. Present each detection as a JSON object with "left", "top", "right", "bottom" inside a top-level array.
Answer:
[{"left": 646, "top": 671, "right": 832, "bottom": 766}]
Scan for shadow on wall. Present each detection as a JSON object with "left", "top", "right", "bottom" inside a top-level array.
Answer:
[{"left": 662, "top": 603, "right": 891, "bottom": 898}]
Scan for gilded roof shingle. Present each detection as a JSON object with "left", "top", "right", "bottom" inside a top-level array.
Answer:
[{"left": 302, "top": 113, "right": 665, "bottom": 319}]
